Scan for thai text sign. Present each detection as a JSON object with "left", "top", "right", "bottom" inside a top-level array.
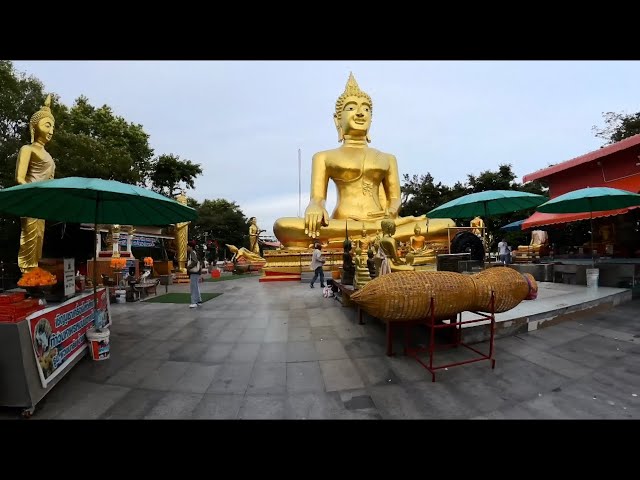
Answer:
[
  {"left": 118, "top": 235, "right": 159, "bottom": 248},
  {"left": 28, "top": 289, "right": 111, "bottom": 388}
]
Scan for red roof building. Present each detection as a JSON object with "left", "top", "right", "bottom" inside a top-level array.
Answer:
[{"left": 522, "top": 134, "right": 640, "bottom": 229}]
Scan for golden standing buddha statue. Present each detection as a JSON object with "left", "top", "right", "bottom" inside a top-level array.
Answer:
[
  {"left": 15, "top": 95, "right": 56, "bottom": 273},
  {"left": 273, "top": 73, "right": 454, "bottom": 249},
  {"left": 248, "top": 217, "right": 262, "bottom": 255},
  {"left": 174, "top": 191, "right": 189, "bottom": 273}
]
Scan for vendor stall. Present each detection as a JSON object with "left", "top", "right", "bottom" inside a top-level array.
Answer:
[{"left": 0, "top": 287, "right": 110, "bottom": 416}]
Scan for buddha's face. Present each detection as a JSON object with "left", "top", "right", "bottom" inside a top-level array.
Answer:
[
  {"left": 250, "top": 218, "right": 256, "bottom": 225},
  {"left": 337, "top": 95, "right": 371, "bottom": 137},
  {"left": 414, "top": 226, "right": 421, "bottom": 236},
  {"left": 36, "top": 117, "right": 55, "bottom": 144}
]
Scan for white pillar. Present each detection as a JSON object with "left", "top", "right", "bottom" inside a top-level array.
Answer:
[
  {"left": 95, "top": 232, "right": 101, "bottom": 258},
  {"left": 126, "top": 233, "right": 133, "bottom": 253},
  {"left": 112, "top": 233, "right": 120, "bottom": 257}
]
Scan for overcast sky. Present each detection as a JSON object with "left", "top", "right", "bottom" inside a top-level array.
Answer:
[{"left": 13, "top": 61, "right": 640, "bottom": 237}]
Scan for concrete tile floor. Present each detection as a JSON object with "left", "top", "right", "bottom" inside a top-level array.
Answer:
[{"left": 1, "top": 275, "right": 638, "bottom": 419}]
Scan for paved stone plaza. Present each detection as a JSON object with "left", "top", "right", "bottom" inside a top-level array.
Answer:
[{"left": 1, "top": 275, "right": 638, "bottom": 419}]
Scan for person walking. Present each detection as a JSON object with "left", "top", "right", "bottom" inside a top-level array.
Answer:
[
  {"left": 498, "top": 238, "right": 510, "bottom": 265},
  {"left": 309, "top": 242, "right": 326, "bottom": 288},
  {"left": 187, "top": 242, "right": 202, "bottom": 308}
]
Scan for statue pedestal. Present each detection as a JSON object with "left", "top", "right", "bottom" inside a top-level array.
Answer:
[
  {"left": 153, "top": 261, "right": 174, "bottom": 276},
  {"left": 259, "top": 249, "right": 342, "bottom": 283},
  {"left": 173, "top": 272, "right": 190, "bottom": 284}
]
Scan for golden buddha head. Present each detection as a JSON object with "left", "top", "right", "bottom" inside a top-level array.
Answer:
[
  {"left": 176, "top": 190, "right": 187, "bottom": 205},
  {"left": 414, "top": 225, "right": 421, "bottom": 236},
  {"left": 334, "top": 73, "right": 373, "bottom": 143},
  {"left": 381, "top": 219, "right": 396, "bottom": 236},
  {"left": 30, "top": 94, "right": 55, "bottom": 144},
  {"left": 250, "top": 217, "right": 257, "bottom": 225}
]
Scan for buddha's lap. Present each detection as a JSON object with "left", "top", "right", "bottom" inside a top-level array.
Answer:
[{"left": 274, "top": 216, "right": 452, "bottom": 233}]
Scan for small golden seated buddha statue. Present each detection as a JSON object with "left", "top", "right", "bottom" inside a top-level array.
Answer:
[
  {"left": 517, "top": 230, "right": 549, "bottom": 255},
  {"left": 378, "top": 219, "right": 414, "bottom": 272},
  {"left": 408, "top": 225, "right": 436, "bottom": 265},
  {"left": 353, "top": 246, "right": 371, "bottom": 290}
]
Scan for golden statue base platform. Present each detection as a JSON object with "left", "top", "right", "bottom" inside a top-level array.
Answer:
[
  {"left": 173, "top": 272, "right": 190, "bottom": 284},
  {"left": 259, "top": 249, "right": 343, "bottom": 283}
]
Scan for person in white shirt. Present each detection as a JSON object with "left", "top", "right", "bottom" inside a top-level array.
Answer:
[
  {"left": 309, "top": 243, "right": 326, "bottom": 288},
  {"left": 498, "top": 238, "right": 510, "bottom": 264}
]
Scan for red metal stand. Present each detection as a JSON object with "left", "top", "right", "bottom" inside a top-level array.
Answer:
[{"left": 404, "top": 291, "right": 497, "bottom": 382}]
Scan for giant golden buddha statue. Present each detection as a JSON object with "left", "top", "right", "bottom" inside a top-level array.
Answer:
[
  {"left": 273, "top": 73, "right": 454, "bottom": 250},
  {"left": 15, "top": 95, "right": 56, "bottom": 273}
]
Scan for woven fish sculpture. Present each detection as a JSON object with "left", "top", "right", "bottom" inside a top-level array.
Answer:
[{"left": 349, "top": 267, "right": 537, "bottom": 322}]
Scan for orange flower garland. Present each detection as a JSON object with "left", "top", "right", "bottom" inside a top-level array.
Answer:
[
  {"left": 109, "top": 257, "right": 127, "bottom": 270},
  {"left": 17, "top": 267, "right": 57, "bottom": 287},
  {"left": 143, "top": 257, "right": 154, "bottom": 267}
]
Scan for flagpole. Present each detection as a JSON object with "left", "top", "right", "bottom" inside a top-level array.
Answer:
[{"left": 298, "top": 148, "right": 302, "bottom": 218}]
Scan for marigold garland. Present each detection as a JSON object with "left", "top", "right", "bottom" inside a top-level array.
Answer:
[
  {"left": 17, "top": 267, "right": 57, "bottom": 287},
  {"left": 110, "top": 257, "right": 127, "bottom": 270}
]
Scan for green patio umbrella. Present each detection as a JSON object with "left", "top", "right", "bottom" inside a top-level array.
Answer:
[
  {"left": 536, "top": 186, "right": 640, "bottom": 267},
  {"left": 0, "top": 177, "right": 198, "bottom": 329},
  {"left": 427, "top": 190, "right": 548, "bottom": 219}
]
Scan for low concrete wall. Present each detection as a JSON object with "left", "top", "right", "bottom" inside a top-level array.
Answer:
[
  {"left": 508, "top": 263, "right": 554, "bottom": 282},
  {"left": 460, "top": 289, "right": 632, "bottom": 344}
]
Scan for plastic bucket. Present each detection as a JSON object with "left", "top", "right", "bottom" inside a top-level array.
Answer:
[
  {"left": 115, "top": 289, "right": 126, "bottom": 303},
  {"left": 86, "top": 327, "right": 110, "bottom": 361},
  {"left": 586, "top": 268, "right": 599, "bottom": 288}
]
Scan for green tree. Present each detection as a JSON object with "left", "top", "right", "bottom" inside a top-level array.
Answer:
[
  {"left": 593, "top": 111, "right": 640, "bottom": 144},
  {"left": 399, "top": 173, "right": 451, "bottom": 217},
  {"left": 149, "top": 154, "right": 203, "bottom": 197},
  {"left": 400, "top": 164, "right": 547, "bottom": 250},
  {"left": 467, "top": 164, "right": 517, "bottom": 192},
  {"left": 49, "top": 95, "right": 155, "bottom": 185},
  {"left": 0, "top": 60, "right": 51, "bottom": 188},
  {"left": 189, "top": 199, "right": 247, "bottom": 260}
]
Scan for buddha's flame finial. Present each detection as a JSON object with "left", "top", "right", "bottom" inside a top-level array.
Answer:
[{"left": 344, "top": 72, "right": 363, "bottom": 97}]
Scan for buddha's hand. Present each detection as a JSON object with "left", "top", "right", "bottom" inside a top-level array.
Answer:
[
  {"left": 304, "top": 203, "right": 329, "bottom": 238},
  {"left": 367, "top": 208, "right": 397, "bottom": 220}
]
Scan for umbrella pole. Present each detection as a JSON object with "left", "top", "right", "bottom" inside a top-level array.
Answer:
[
  {"left": 483, "top": 201, "right": 488, "bottom": 261},
  {"left": 590, "top": 208, "right": 595, "bottom": 269},
  {"left": 93, "top": 197, "right": 99, "bottom": 332}
]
